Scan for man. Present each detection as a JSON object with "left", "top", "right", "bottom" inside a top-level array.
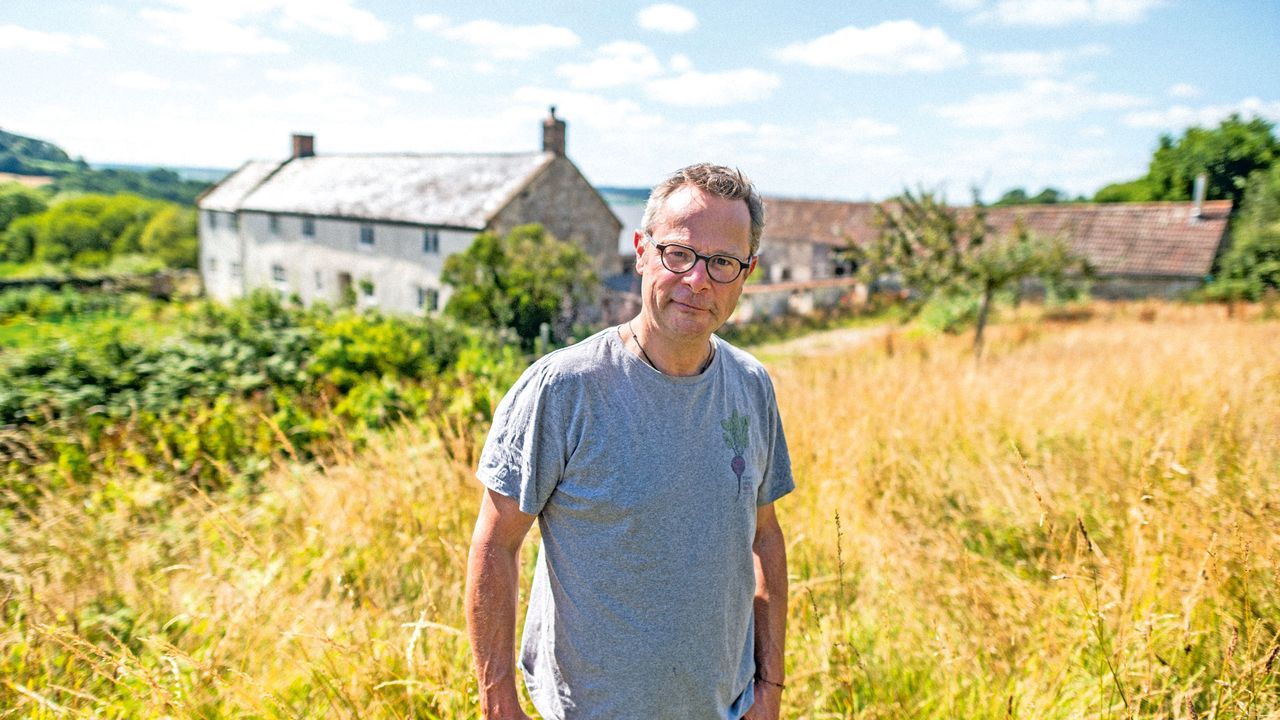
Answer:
[{"left": 465, "top": 163, "right": 793, "bottom": 719}]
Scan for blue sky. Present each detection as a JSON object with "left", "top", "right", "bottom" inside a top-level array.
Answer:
[{"left": 2, "top": 1, "right": 1277, "bottom": 201}]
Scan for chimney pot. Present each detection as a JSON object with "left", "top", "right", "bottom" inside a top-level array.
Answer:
[
  {"left": 1191, "top": 173, "right": 1206, "bottom": 219},
  {"left": 291, "top": 133, "right": 315, "bottom": 159},
  {"left": 542, "top": 107, "right": 566, "bottom": 157}
]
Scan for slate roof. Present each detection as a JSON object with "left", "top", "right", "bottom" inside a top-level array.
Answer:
[
  {"left": 200, "top": 152, "right": 556, "bottom": 229},
  {"left": 762, "top": 197, "right": 1232, "bottom": 278},
  {"left": 198, "top": 160, "right": 284, "bottom": 212}
]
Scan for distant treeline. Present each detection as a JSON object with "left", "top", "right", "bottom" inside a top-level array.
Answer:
[{"left": 1, "top": 128, "right": 211, "bottom": 205}]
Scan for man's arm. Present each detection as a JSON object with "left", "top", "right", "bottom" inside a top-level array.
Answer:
[
  {"left": 466, "top": 489, "right": 537, "bottom": 720},
  {"left": 747, "top": 502, "right": 788, "bottom": 720}
]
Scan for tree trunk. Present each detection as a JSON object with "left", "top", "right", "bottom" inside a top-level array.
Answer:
[{"left": 974, "top": 285, "right": 994, "bottom": 357}]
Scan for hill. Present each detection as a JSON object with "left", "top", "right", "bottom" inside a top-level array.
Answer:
[{"left": 0, "top": 128, "right": 212, "bottom": 204}]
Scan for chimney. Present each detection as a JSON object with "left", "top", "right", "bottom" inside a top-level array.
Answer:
[
  {"left": 542, "top": 106, "right": 566, "bottom": 157},
  {"left": 1191, "top": 173, "right": 1206, "bottom": 219},
  {"left": 291, "top": 133, "right": 315, "bottom": 159}
]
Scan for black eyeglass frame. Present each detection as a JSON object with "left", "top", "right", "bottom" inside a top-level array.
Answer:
[{"left": 644, "top": 236, "right": 755, "bottom": 284}]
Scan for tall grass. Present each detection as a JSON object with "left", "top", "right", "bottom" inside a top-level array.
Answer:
[{"left": 2, "top": 303, "right": 1277, "bottom": 718}]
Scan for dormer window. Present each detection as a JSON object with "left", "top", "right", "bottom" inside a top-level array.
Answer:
[{"left": 359, "top": 225, "right": 375, "bottom": 246}]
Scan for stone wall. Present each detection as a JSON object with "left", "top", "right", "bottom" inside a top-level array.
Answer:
[{"left": 488, "top": 155, "right": 621, "bottom": 277}]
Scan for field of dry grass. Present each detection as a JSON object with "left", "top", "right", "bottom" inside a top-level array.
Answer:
[{"left": 3, "top": 302, "right": 1277, "bottom": 718}]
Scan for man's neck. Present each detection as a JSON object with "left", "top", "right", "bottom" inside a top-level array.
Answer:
[{"left": 624, "top": 316, "right": 714, "bottom": 377}]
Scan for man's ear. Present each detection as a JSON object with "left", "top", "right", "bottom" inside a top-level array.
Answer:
[
  {"left": 633, "top": 230, "right": 646, "bottom": 273},
  {"left": 745, "top": 255, "right": 758, "bottom": 280}
]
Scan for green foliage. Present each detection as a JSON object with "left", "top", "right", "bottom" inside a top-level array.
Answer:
[
  {"left": 138, "top": 205, "right": 198, "bottom": 268},
  {"left": 1, "top": 288, "right": 528, "bottom": 498},
  {"left": 442, "top": 223, "right": 598, "bottom": 347},
  {"left": 1097, "top": 114, "right": 1278, "bottom": 207},
  {"left": 0, "top": 128, "right": 73, "bottom": 173},
  {"left": 0, "top": 192, "right": 193, "bottom": 273},
  {"left": 49, "top": 166, "right": 211, "bottom": 205},
  {"left": 992, "top": 187, "right": 1078, "bottom": 206},
  {"left": 0, "top": 182, "right": 48, "bottom": 234},
  {"left": 1, "top": 128, "right": 210, "bottom": 204},
  {"left": 1207, "top": 164, "right": 1280, "bottom": 300},
  {"left": 858, "top": 190, "right": 1086, "bottom": 352}
]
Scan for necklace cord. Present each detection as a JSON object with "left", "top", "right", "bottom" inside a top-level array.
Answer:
[{"left": 626, "top": 321, "right": 713, "bottom": 375}]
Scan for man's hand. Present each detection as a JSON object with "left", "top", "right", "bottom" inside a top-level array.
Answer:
[
  {"left": 466, "top": 489, "right": 537, "bottom": 720},
  {"left": 743, "top": 681, "right": 782, "bottom": 719}
]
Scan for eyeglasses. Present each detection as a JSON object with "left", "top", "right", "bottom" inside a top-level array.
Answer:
[{"left": 645, "top": 237, "right": 753, "bottom": 283}]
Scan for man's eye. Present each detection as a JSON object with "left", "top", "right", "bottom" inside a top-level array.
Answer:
[
  {"left": 711, "top": 256, "right": 737, "bottom": 270},
  {"left": 666, "top": 249, "right": 694, "bottom": 263}
]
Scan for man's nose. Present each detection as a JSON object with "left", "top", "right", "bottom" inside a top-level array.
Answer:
[{"left": 681, "top": 257, "right": 713, "bottom": 290}]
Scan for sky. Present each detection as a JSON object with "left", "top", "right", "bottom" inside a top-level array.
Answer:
[{"left": 2, "top": 1, "right": 1278, "bottom": 202}]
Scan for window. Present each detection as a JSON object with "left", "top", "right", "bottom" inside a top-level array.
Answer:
[
  {"left": 207, "top": 211, "right": 218, "bottom": 230},
  {"left": 417, "top": 286, "right": 439, "bottom": 312},
  {"left": 269, "top": 215, "right": 281, "bottom": 236},
  {"left": 314, "top": 270, "right": 323, "bottom": 290},
  {"left": 423, "top": 229, "right": 440, "bottom": 254},
  {"left": 229, "top": 213, "right": 239, "bottom": 231},
  {"left": 207, "top": 257, "right": 217, "bottom": 272},
  {"left": 272, "top": 263, "right": 286, "bottom": 283},
  {"left": 231, "top": 262, "right": 243, "bottom": 278},
  {"left": 359, "top": 278, "right": 377, "bottom": 306},
  {"left": 302, "top": 217, "right": 315, "bottom": 238},
  {"left": 359, "top": 225, "right": 375, "bottom": 246}
]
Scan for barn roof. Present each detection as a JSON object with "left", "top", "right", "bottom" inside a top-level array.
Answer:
[
  {"left": 983, "top": 201, "right": 1231, "bottom": 277},
  {"left": 199, "top": 152, "right": 556, "bottom": 229},
  {"left": 762, "top": 197, "right": 1233, "bottom": 278}
]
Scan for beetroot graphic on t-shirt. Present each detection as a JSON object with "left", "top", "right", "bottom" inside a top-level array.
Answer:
[{"left": 721, "top": 410, "right": 749, "bottom": 495}]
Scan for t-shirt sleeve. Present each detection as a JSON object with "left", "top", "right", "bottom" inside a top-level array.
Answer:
[
  {"left": 476, "top": 362, "right": 569, "bottom": 516},
  {"left": 757, "top": 373, "right": 795, "bottom": 506}
]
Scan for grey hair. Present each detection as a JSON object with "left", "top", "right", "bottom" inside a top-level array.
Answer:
[{"left": 641, "top": 163, "right": 766, "bottom": 255}]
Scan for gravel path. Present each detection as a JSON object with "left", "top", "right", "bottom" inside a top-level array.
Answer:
[{"left": 752, "top": 324, "right": 892, "bottom": 358}]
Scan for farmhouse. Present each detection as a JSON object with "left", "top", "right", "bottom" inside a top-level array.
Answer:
[
  {"left": 754, "top": 196, "right": 1233, "bottom": 299},
  {"left": 198, "top": 109, "right": 621, "bottom": 314}
]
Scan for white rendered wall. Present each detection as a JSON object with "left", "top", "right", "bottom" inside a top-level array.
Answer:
[
  {"left": 199, "top": 210, "right": 245, "bottom": 302},
  {"left": 238, "top": 211, "right": 474, "bottom": 314}
]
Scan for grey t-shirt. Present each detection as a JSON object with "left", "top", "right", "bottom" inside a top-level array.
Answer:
[{"left": 478, "top": 327, "right": 795, "bottom": 720}]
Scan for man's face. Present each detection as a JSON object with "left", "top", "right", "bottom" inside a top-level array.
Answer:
[{"left": 635, "top": 184, "right": 756, "bottom": 342}]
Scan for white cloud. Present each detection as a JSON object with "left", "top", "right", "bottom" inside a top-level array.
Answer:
[
  {"left": 511, "top": 87, "right": 665, "bottom": 131},
  {"left": 645, "top": 68, "right": 781, "bottom": 107},
  {"left": 417, "top": 17, "right": 580, "bottom": 60},
  {"left": 936, "top": 78, "right": 1147, "bottom": 128},
  {"left": 669, "top": 54, "right": 693, "bottom": 72},
  {"left": 1122, "top": 97, "right": 1280, "bottom": 130},
  {"left": 112, "top": 71, "right": 172, "bottom": 90},
  {"left": 275, "top": 0, "right": 388, "bottom": 43},
  {"left": 557, "top": 41, "right": 663, "bottom": 89},
  {"left": 1168, "top": 83, "right": 1200, "bottom": 99},
  {"left": 978, "top": 44, "right": 1108, "bottom": 78},
  {"left": 636, "top": 4, "right": 698, "bottom": 34},
  {"left": 0, "top": 24, "right": 104, "bottom": 52},
  {"left": 967, "top": 0, "right": 1166, "bottom": 26},
  {"left": 387, "top": 75, "right": 434, "bottom": 93},
  {"left": 414, "top": 14, "right": 447, "bottom": 31},
  {"left": 140, "top": 1, "right": 388, "bottom": 54},
  {"left": 141, "top": 7, "right": 290, "bottom": 54},
  {"left": 775, "top": 20, "right": 966, "bottom": 74}
]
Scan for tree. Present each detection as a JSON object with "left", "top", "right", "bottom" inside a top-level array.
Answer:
[
  {"left": 993, "top": 187, "right": 1070, "bottom": 206},
  {"left": 1208, "top": 164, "right": 1280, "bottom": 301},
  {"left": 858, "top": 189, "right": 1085, "bottom": 355},
  {"left": 138, "top": 205, "right": 198, "bottom": 268},
  {"left": 1096, "top": 114, "right": 1277, "bottom": 206},
  {"left": 441, "top": 224, "right": 598, "bottom": 347},
  {"left": 0, "top": 182, "right": 48, "bottom": 234}
]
